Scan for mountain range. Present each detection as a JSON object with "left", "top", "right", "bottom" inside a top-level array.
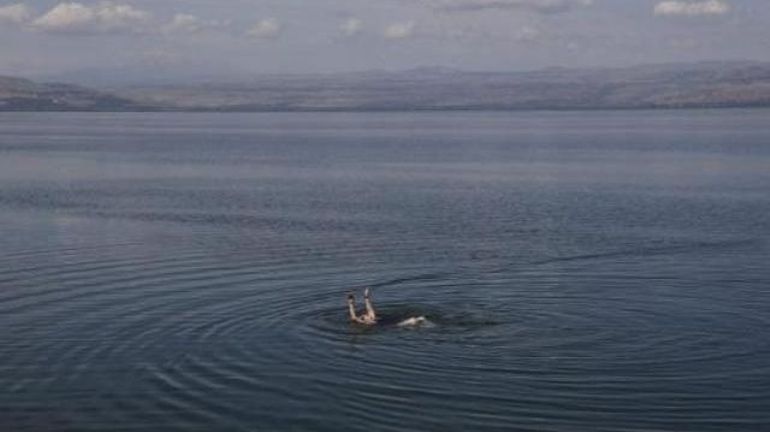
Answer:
[
  {"left": 0, "top": 76, "right": 137, "bottom": 111},
  {"left": 3, "top": 61, "right": 770, "bottom": 112}
]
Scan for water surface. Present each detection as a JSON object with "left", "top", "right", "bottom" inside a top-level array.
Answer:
[{"left": 1, "top": 110, "right": 769, "bottom": 431}]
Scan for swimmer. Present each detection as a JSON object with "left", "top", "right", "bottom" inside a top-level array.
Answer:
[
  {"left": 347, "top": 288, "right": 431, "bottom": 327},
  {"left": 347, "top": 287, "right": 377, "bottom": 325}
]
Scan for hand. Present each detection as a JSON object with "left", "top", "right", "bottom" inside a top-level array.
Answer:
[{"left": 364, "top": 287, "right": 371, "bottom": 298}]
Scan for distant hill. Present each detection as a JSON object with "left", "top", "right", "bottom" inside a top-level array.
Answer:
[
  {"left": 111, "top": 61, "right": 770, "bottom": 111},
  {"left": 0, "top": 76, "right": 137, "bottom": 111},
  {"left": 6, "top": 61, "right": 770, "bottom": 111}
]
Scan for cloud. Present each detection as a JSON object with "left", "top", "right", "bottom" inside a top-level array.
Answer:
[
  {"left": 246, "top": 18, "right": 281, "bottom": 39},
  {"left": 0, "top": 3, "right": 32, "bottom": 24},
  {"left": 32, "top": 2, "right": 151, "bottom": 34},
  {"left": 653, "top": 0, "right": 730, "bottom": 16},
  {"left": 163, "top": 13, "right": 226, "bottom": 34},
  {"left": 427, "top": 0, "right": 593, "bottom": 14},
  {"left": 340, "top": 17, "right": 363, "bottom": 37},
  {"left": 164, "top": 14, "right": 204, "bottom": 34},
  {"left": 384, "top": 21, "right": 415, "bottom": 39}
]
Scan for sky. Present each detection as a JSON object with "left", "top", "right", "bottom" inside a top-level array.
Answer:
[{"left": 1, "top": 0, "right": 769, "bottom": 79}]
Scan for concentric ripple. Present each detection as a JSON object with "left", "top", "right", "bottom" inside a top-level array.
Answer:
[{"left": 5, "top": 235, "right": 767, "bottom": 431}]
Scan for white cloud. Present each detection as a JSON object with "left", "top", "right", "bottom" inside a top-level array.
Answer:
[
  {"left": 246, "top": 18, "right": 281, "bottom": 39},
  {"left": 340, "top": 17, "right": 363, "bottom": 37},
  {"left": 163, "top": 13, "right": 226, "bottom": 34},
  {"left": 164, "top": 13, "right": 203, "bottom": 34},
  {"left": 0, "top": 3, "right": 32, "bottom": 24},
  {"left": 428, "top": 0, "right": 593, "bottom": 14},
  {"left": 34, "top": 3, "right": 94, "bottom": 32},
  {"left": 32, "top": 2, "right": 151, "bottom": 34},
  {"left": 654, "top": 0, "right": 730, "bottom": 16},
  {"left": 384, "top": 21, "right": 415, "bottom": 39}
]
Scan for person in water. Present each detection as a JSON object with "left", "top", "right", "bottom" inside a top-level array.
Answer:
[
  {"left": 347, "top": 287, "right": 430, "bottom": 327},
  {"left": 348, "top": 287, "right": 377, "bottom": 325}
]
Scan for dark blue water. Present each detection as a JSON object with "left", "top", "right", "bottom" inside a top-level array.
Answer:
[{"left": 1, "top": 111, "right": 769, "bottom": 431}]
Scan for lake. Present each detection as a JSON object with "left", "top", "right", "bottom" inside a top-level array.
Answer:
[{"left": 1, "top": 110, "right": 769, "bottom": 431}]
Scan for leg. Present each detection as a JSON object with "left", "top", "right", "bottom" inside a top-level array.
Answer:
[
  {"left": 347, "top": 293, "right": 358, "bottom": 322},
  {"left": 363, "top": 287, "right": 376, "bottom": 320}
]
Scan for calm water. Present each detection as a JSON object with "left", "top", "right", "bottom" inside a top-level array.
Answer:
[{"left": 1, "top": 111, "right": 769, "bottom": 431}]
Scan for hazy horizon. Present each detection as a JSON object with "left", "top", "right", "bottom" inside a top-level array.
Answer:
[{"left": 2, "top": 0, "right": 769, "bottom": 81}]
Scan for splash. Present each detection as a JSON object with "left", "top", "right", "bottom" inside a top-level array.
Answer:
[{"left": 396, "top": 316, "right": 435, "bottom": 328}]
